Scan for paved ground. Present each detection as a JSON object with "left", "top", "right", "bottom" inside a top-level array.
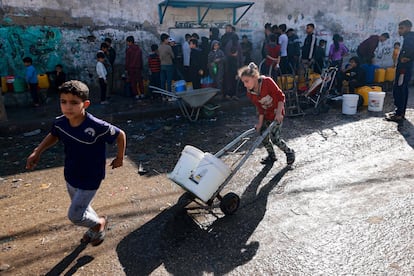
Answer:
[{"left": 0, "top": 87, "right": 413, "bottom": 275}]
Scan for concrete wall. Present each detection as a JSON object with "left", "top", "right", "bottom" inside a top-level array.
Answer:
[{"left": 1, "top": 0, "right": 413, "bottom": 91}]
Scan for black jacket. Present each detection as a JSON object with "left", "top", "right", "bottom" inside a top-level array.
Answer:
[{"left": 302, "top": 33, "right": 317, "bottom": 60}]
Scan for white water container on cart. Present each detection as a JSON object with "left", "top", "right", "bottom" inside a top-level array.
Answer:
[
  {"left": 168, "top": 145, "right": 204, "bottom": 185},
  {"left": 186, "top": 153, "right": 231, "bottom": 202}
]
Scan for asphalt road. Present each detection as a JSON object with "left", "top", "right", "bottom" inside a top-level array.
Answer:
[{"left": 0, "top": 88, "right": 413, "bottom": 275}]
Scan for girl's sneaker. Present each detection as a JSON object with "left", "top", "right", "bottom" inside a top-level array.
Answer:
[
  {"left": 286, "top": 150, "right": 295, "bottom": 166},
  {"left": 260, "top": 155, "right": 277, "bottom": 164}
]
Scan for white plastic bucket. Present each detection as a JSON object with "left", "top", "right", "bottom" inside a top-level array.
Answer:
[
  {"left": 368, "top": 92, "right": 386, "bottom": 112},
  {"left": 342, "top": 94, "right": 359, "bottom": 115},
  {"left": 168, "top": 145, "right": 204, "bottom": 185},
  {"left": 185, "top": 153, "right": 231, "bottom": 202}
]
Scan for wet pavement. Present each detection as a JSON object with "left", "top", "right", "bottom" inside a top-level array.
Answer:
[{"left": 0, "top": 87, "right": 413, "bottom": 275}]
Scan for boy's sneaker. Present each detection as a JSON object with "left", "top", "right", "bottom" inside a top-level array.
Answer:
[
  {"left": 260, "top": 155, "right": 277, "bottom": 165},
  {"left": 286, "top": 150, "right": 295, "bottom": 166}
]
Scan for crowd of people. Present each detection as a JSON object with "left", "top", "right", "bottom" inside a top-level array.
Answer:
[
  {"left": 18, "top": 19, "right": 413, "bottom": 125},
  {"left": 143, "top": 24, "right": 250, "bottom": 101},
  {"left": 114, "top": 21, "right": 402, "bottom": 104}
]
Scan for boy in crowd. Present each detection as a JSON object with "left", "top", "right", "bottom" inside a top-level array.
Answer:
[
  {"left": 96, "top": 52, "right": 108, "bottom": 104},
  {"left": 208, "top": 40, "right": 225, "bottom": 92},
  {"left": 148, "top": 44, "right": 161, "bottom": 100},
  {"left": 392, "top": 42, "right": 401, "bottom": 68},
  {"left": 23, "top": 57, "right": 40, "bottom": 107},
  {"left": 26, "top": 80, "right": 126, "bottom": 247},
  {"left": 336, "top": 56, "right": 366, "bottom": 94},
  {"left": 314, "top": 39, "right": 327, "bottom": 74}
]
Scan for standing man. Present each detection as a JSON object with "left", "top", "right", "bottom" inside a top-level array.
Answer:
[
  {"left": 221, "top": 24, "right": 243, "bottom": 100},
  {"left": 386, "top": 20, "right": 414, "bottom": 122},
  {"left": 159, "top": 33, "right": 175, "bottom": 92},
  {"left": 287, "top": 28, "right": 301, "bottom": 74},
  {"left": 189, "top": 38, "right": 204, "bottom": 89},
  {"left": 301, "top": 23, "right": 317, "bottom": 70},
  {"left": 182, "top": 33, "right": 192, "bottom": 81},
  {"left": 105, "top": 38, "right": 116, "bottom": 95},
  {"left": 356, "top": 32, "right": 389, "bottom": 64},
  {"left": 125, "top": 36, "right": 144, "bottom": 99}
]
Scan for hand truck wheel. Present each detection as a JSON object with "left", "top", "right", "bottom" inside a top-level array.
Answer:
[
  {"left": 177, "top": 191, "right": 195, "bottom": 207},
  {"left": 219, "top": 192, "right": 240, "bottom": 215}
]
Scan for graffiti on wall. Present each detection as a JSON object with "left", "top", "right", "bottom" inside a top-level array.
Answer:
[
  {"left": 0, "top": 26, "right": 63, "bottom": 78},
  {"left": 0, "top": 26, "right": 158, "bottom": 87}
]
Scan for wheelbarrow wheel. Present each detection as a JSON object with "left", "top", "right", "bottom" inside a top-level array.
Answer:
[
  {"left": 177, "top": 192, "right": 195, "bottom": 207},
  {"left": 220, "top": 192, "right": 240, "bottom": 215},
  {"left": 202, "top": 103, "right": 216, "bottom": 118}
]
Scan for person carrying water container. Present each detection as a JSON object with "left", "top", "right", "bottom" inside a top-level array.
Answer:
[{"left": 238, "top": 62, "right": 295, "bottom": 166}]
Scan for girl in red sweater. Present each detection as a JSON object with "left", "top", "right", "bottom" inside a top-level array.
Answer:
[{"left": 238, "top": 62, "right": 295, "bottom": 166}]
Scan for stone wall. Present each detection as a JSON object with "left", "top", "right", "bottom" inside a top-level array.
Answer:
[{"left": 0, "top": 0, "right": 413, "bottom": 92}]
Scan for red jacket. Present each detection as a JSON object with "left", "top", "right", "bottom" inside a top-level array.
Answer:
[
  {"left": 265, "top": 43, "right": 281, "bottom": 67},
  {"left": 246, "top": 76, "right": 285, "bottom": 121},
  {"left": 125, "top": 43, "right": 143, "bottom": 70}
]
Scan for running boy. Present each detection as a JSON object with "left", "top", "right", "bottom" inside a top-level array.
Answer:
[
  {"left": 26, "top": 80, "right": 126, "bottom": 246},
  {"left": 238, "top": 62, "right": 295, "bottom": 166}
]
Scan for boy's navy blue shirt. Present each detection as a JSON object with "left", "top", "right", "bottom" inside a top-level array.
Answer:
[{"left": 51, "top": 112, "right": 120, "bottom": 190}]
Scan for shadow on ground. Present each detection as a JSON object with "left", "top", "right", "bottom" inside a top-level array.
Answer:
[
  {"left": 116, "top": 165, "right": 289, "bottom": 275},
  {"left": 45, "top": 243, "right": 93, "bottom": 276},
  {"left": 398, "top": 119, "right": 414, "bottom": 148}
]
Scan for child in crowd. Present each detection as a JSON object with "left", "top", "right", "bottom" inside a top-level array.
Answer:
[
  {"left": 96, "top": 52, "right": 108, "bottom": 104},
  {"left": 189, "top": 38, "right": 204, "bottom": 89},
  {"left": 264, "top": 33, "right": 281, "bottom": 77},
  {"left": 54, "top": 64, "right": 67, "bottom": 88},
  {"left": 148, "top": 44, "right": 161, "bottom": 100},
  {"left": 23, "top": 57, "right": 40, "bottom": 107},
  {"left": 207, "top": 40, "right": 225, "bottom": 93},
  {"left": 329, "top": 34, "right": 349, "bottom": 69},
  {"left": 240, "top": 34, "right": 253, "bottom": 65},
  {"left": 392, "top": 42, "right": 401, "bottom": 67},
  {"left": 238, "top": 62, "right": 295, "bottom": 166},
  {"left": 26, "top": 80, "right": 126, "bottom": 247},
  {"left": 47, "top": 64, "right": 67, "bottom": 93},
  {"left": 314, "top": 39, "right": 327, "bottom": 74},
  {"left": 336, "top": 56, "right": 366, "bottom": 94}
]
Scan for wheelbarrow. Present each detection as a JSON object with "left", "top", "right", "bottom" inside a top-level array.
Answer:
[
  {"left": 168, "top": 121, "right": 277, "bottom": 215},
  {"left": 149, "top": 86, "right": 220, "bottom": 121}
]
